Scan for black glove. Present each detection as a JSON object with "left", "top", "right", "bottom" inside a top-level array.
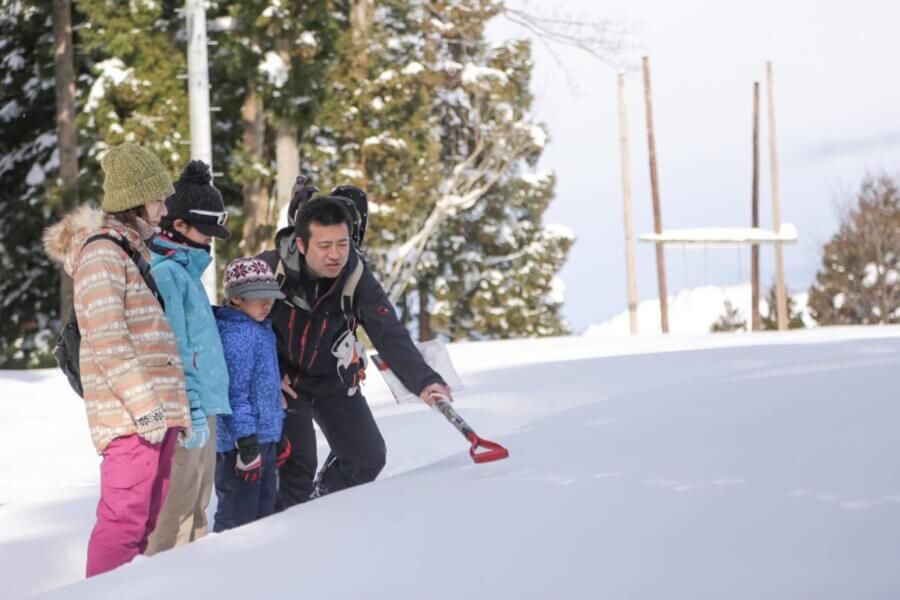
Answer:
[
  {"left": 235, "top": 435, "right": 262, "bottom": 482},
  {"left": 276, "top": 434, "right": 292, "bottom": 468}
]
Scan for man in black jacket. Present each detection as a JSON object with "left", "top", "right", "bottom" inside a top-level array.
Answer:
[{"left": 258, "top": 196, "right": 450, "bottom": 508}]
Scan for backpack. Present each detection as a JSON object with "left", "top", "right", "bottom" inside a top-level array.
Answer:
[
  {"left": 286, "top": 178, "right": 369, "bottom": 248},
  {"left": 55, "top": 234, "right": 165, "bottom": 397}
]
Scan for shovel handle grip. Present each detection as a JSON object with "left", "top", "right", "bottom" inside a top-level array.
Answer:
[
  {"left": 466, "top": 432, "right": 510, "bottom": 464},
  {"left": 431, "top": 395, "right": 509, "bottom": 464}
]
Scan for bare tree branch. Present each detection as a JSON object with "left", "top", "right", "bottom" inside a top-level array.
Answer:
[
  {"left": 383, "top": 118, "right": 537, "bottom": 303},
  {"left": 500, "top": 5, "right": 636, "bottom": 70}
]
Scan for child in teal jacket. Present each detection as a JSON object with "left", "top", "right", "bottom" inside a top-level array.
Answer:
[{"left": 145, "top": 160, "right": 231, "bottom": 555}]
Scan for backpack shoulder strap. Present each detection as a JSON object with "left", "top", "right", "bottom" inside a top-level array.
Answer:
[
  {"left": 270, "top": 254, "right": 314, "bottom": 312},
  {"left": 83, "top": 234, "right": 165, "bottom": 309},
  {"left": 340, "top": 257, "right": 364, "bottom": 326},
  {"left": 274, "top": 256, "right": 286, "bottom": 284}
]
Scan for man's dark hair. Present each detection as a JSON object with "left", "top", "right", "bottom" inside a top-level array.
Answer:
[{"left": 294, "top": 196, "right": 353, "bottom": 246}]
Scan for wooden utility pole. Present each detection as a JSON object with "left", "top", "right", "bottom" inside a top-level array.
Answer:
[
  {"left": 617, "top": 73, "right": 639, "bottom": 334},
  {"left": 642, "top": 56, "right": 669, "bottom": 333},
  {"left": 751, "top": 82, "right": 761, "bottom": 331},
  {"left": 52, "top": 0, "right": 79, "bottom": 318},
  {"left": 766, "top": 62, "right": 788, "bottom": 330}
]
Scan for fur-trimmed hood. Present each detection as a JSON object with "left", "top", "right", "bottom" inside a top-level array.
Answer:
[
  {"left": 42, "top": 206, "right": 153, "bottom": 277},
  {"left": 42, "top": 206, "right": 105, "bottom": 277}
]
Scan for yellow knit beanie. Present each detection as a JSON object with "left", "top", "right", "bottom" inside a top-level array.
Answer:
[{"left": 100, "top": 143, "right": 175, "bottom": 213}]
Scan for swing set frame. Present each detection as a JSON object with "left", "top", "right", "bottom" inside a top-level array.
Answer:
[{"left": 617, "top": 59, "right": 794, "bottom": 333}]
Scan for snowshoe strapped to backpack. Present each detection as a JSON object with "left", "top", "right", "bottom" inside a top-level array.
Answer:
[
  {"left": 286, "top": 176, "right": 368, "bottom": 248},
  {"left": 330, "top": 184, "right": 368, "bottom": 247}
]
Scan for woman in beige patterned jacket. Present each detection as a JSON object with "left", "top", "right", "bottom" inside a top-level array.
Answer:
[{"left": 43, "top": 143, "right": 190, "bottom": 577}]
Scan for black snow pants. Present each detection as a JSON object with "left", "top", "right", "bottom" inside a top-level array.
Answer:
[{"left": 277, "top": 390, "right": 387, "bottom": 509}]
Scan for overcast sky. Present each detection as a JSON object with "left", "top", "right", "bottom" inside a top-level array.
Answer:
[{"left": 489, "top": 0, "right": 900, "bottom": 332}]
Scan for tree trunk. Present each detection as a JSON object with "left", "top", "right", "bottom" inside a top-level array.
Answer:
[
  {"left": 53, "top": 0, "right": 78, "bottom": 319},
  {"left": 350, "top": 0, "right": 372, "bottom": 72},
  {"left": 275, "top": 117, "right": 299, "bottom": 214},
  {"left": 350, "top": 0, "right": 372, "bottom": 185},
  {"left": 240, "top": 82, "right": 270, "bottom": 256},
  {"left": 417, "top": 280, "right": 434, "bottom": 341}
]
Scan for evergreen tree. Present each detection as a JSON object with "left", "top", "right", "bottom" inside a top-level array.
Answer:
[
  {"left": 418, "top": 29, "right": 573, "bottom": 340},
  {"left": 808, "top": 175, "right": 900, "bottom": 325},
  {"left": 75, "top": 0, "right": 190, "bottom": 198},
  {"left": 0, "top": 0, "right": 62, "bottom": 367},
  {"left": 711, "top": 300, "right": 747, "bottom": 333},
  {"left": 760, "top": 284, "right": 806, "bottom": 330},
  {"left": 216, "top": 0, "right": 342, "bottom": 255},
  {"left": 303, "top": 0, "right": 572, "bottom": 340},
  {"left": 300, "top": 0, "right": 442, "bottom": 259}
]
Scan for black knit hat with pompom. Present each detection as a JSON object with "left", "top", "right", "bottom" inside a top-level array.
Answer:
[{"left": 161, "top": 160, "right": 230, "bottom": 239}]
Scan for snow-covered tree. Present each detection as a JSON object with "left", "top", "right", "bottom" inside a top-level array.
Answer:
[
  {"left": 303, "top": 0, "right": 573, "bottom": 340},
  {"left": 428, "top": 174, "right": 573, "bottom": 340},
  {"left": 75, "top": 0, "right": 190, "bottom": 196},
  {"left": 0, "top": 0, "right": 62, "bottom": 367},
  {"left": 808, "top": 175, "right": 900, "bottom": 325},
  {"left": 412, "top": 27, "right": 574, "bottom": 340},
  {"left": 214, "top": 0, "right": 341, "bottom": 255},
  {"left": 300, "top": 0, "right": 442, "bottom": 255}
]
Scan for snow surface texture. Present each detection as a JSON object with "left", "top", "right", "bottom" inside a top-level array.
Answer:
[
  {"left": 2, "top": 327, "right": 900, "bottom": 598},
  {"left": 585, "top": 283, "right": 814, "bottom": 335}
]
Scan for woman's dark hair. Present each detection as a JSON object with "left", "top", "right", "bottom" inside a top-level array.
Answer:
[
  {"left": 294, "top": 196, "right": 353, "bottom": 246},
  {"left": 108, "top": 205, "right": 148, "bottom": 231}
]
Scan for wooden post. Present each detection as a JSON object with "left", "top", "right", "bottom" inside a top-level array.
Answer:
[
  {"left": 766, "top": 62, "right": 789, "bottom": 330},
  {"left": 751, "top": 82, "right": 761, "bottom": 331},
  {"left": 617, "top": 73, "right": 639, "bottom": 334},
  {"left": 642, "top": 56, "right": 669, "bottom": 333}
]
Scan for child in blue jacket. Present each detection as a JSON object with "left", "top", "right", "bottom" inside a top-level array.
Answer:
[
  {"left": 145, "top": 160, "right": 232, "bottom": 555},
  {"left": 213, "top": 257, "right": 289, "bottom": 531}
]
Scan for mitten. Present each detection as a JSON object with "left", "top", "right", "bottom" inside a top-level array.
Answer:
[
  {"left": 235, "top": 435, "right": 262, "bottom": 482},
  {"left": 135, "top": 406, "right": 167, "bottom": 444},
  {"left": 276, "top": 434, "right": 292, "bottom": 468},
  {"left": 180, "top": 407, "right": 209, "bottom": 449}
]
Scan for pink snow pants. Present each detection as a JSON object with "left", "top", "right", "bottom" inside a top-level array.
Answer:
[{"left": 85, "top": 427, "right": 179, "bottom": 577}]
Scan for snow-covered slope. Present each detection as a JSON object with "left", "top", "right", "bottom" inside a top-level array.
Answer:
[
  {"left": 584, "top": 284, "right": 814, "bottom": 336},
  {"left": 2, "top": 327, "right": 900, "bottom": 599}
]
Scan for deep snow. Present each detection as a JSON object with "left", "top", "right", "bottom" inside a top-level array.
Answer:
[{"left": 2, "top": 326, "right": 900, "bottom": 599}]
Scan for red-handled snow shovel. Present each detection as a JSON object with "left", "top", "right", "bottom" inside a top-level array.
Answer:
[{"left": 430, "top": 394, "right": 509, "bottom": 464}]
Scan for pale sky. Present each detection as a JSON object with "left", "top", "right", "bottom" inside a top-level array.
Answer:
[{"left": 490, "top": 0, "right": 900, "bottom": 331}]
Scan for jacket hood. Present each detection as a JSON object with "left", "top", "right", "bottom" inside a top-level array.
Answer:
[
  {"left": 42, "top": 205, "right": 105, "bottom": 272},
  {"left": 214, "top": 304, "right": 271, "bottom": 327},
  {"left": 150, "top": 235, "right": 212, "bottom": 278},
  {"left": 43, "top": 206, "right": 153, "bottom": 277},
  {"left": 274, "top": 225, "right": 303, "bottom": 280},
  {"left": 272, "top": 224, "right": 361, "bottom": 288}
]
